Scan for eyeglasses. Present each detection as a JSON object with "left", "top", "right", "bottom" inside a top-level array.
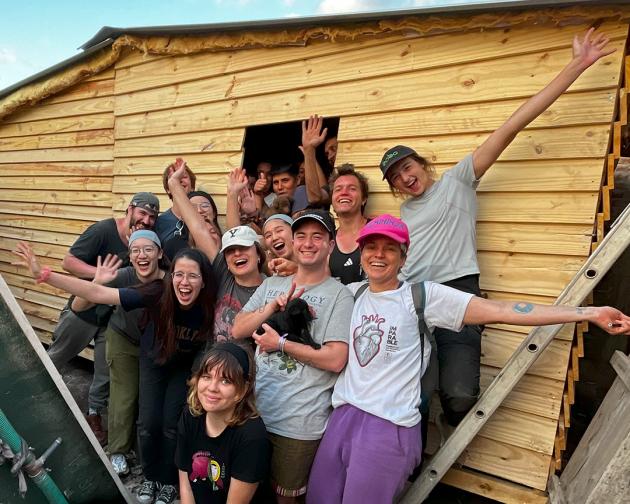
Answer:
[
  {"left": 174, "top": 220, "right": 185, "bottom": 237},
  {"left": 130, "top": 246, "right": 158, "bottom": 257},
  {"left": 171, "top": 271, "right": 202, "bottom": 282},
  {"left": 194, "top": 203, "right": 213, "bottom": 211}
]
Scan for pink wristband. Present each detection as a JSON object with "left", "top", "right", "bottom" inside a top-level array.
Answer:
[{"left": 36, "top": 266, "right": 52, "bottom": 284}]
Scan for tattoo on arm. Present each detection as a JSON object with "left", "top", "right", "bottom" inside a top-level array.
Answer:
[
  {"left": 513, "top": 302, "right": 534, "bottom": 314},
  {"left": 576, "top": 307, "right": 585, "bottom": 315}
]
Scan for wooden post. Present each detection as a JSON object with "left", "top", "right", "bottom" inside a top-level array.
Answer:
[{"left": 557, "top": 351, "right": 630, "bottom": 504}]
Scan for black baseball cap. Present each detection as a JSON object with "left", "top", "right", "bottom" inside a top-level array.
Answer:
[
  {"left": 379, "top": 145, "right": 418, "bottom": 180},
  {"left": 130, "top": 192, "right": 160, "bottom": 215},
  {"left": 291, "top": 209, "right": 336, "bottom": 238}
]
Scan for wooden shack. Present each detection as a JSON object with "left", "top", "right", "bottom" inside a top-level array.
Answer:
[{"left": 0, "top": 2, "right": 628, "bottom": 502}]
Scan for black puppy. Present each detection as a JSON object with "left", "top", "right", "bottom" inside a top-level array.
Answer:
[{"left": 257, "top": 298, "right": 319, "bottom": 349}]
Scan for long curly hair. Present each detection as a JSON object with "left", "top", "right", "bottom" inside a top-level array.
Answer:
[
  {"left": 152, "top": 248, "right": 217, "bottom": 363},
  {"left": 187, "top": 342, "right": 259, "bottom": 426}
]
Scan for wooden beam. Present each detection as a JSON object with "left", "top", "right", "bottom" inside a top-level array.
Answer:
[
  {"left": 0, "top": 201, "right": 110, "bottom": 222},
  {"left": 0, "top": 113, "right": 114, "bottom": 138},
  {"left": 41, "top": 79, "right": 114, "bottom": 106},
  {"left": 0, "top": 161, "right": 113, "bottom": 177},
  {"left": 0, "top": 176, "right": 112, "bottom": 192},
  {"left": 613, "top": 121, "right": 621, "bottom": 159},
  {"left": 0, "top": 145, "right": 113, "bottom": 163},
  {"left": 441, "top": 466, "right": 548, "bottom": 504},
  {"left": 572, "top": 346, "right": 580, "bottom": 381},
  {"left": 602, "top": 186, "right": 611, "bottom": 221},
  {"left": 607, "top": 154, "right": 616, "bottom": 190},
  {"left": 3, "top": 97, "right": 114, "bottom": 124},
  {"left": 112, "top": 151, "right": 243, "bottom": 176},
  {"left": 0, "top": 129, "right": 114, "bottom": 152},
  {"left": 610, "top": 350, "right": 630, "bottom": 391},
  {"left": 0, "top": 189, "right": 113, "bottom": 207}
]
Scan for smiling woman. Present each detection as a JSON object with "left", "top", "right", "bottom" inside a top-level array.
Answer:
[{"left": 176, "top": 342, "right": 270, "bottom": 504}]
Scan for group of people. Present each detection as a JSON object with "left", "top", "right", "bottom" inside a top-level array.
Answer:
[{"left": 12, "top": 29, "right": 630, "bottom": 504}]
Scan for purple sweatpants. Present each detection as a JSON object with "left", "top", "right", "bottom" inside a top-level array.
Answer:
[{"left": 307, "top": 404, "right": 422, "bottom": 504}]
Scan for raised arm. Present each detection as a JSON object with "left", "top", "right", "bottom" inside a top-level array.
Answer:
[
  {"left": 226, "top": 168, "right": 254, "bottom": 230},
  {"left": 13, "top": 242, "right": 121, "bottom": 306},
  {"left": 464, "top": 297, "right": 630, "bottom": 335},
  {"left": 62, "top": 253, "right": 97, "bottom": 279},
  {"left": 301, "top": 115, "right": 331, "bottom": 205},
  {"left": 472, "top": 28, "right": 615, "bottom": 179},
  {"left": 168, "top": 158, "right": 220, "bottom": 261}
]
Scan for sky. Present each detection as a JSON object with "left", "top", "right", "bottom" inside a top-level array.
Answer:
[{"left": 0, "top": 0, "right": 504, "bottom": 92}]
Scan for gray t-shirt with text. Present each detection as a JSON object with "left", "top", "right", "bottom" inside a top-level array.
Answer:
[{"left": 242, "top": 275, "right": 353, "bottom": 440}]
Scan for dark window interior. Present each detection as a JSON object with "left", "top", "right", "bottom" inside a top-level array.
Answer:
[{"left": 243, "top": 117, "right": 340, "bottom": 178}]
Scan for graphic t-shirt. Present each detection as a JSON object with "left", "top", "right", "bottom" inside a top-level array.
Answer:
[
  {"left": 242, "top": 275, "right": 353, "bottom": 440},
  {"left": 155, "top": 208, "right": 180, "bottom": 245},
  {"left": 332, "top": 281, "right": 473, "bottom": 427},
  {"left": 175, "top": 410, "right": 270, "bottom": 504},
  {"left": 401, "top": 154, "right": 479, "bottom": 284},
  {"left": 213, "top": 253, "right": 260, "bottom": 342}
]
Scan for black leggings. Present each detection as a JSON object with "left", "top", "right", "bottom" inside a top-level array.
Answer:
[
  {"left": 137, "top": 354, "right": 190, "bottom": 485},
  {"left": 422, "top": 274, "right": 483, "bottom": 438}
]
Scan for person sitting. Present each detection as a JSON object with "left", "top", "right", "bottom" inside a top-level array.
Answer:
[
  {"left": 307, "top": 215, "right": 630, "bottom": 503},
  {"left": 176, "top": 342, "right": 270, "bottom": 504}
]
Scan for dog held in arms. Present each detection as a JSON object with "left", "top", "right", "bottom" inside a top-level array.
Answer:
[{"left": 257, "top": 298, "right": 319, "bottom": 349}]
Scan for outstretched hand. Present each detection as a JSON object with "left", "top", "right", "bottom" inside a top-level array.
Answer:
[
  {"left": 12, "top": 241, "right": 42, "bottom": 279},
  {"left": 94, "top": 254, "right": 122, "bottom": 285},
  {"left": 302, "top": 114, "right": 328, "bottom": 150},
  {"left": 590, "top": 306, "right": 630, "bottom": 336},
  {"left": 168, "top": 157, "right": 188, "bottom": 186},
  {"left": 572, "top": 28, "right": 615, "bottom": 69},
  {"left": 228, "top": 167, "right": 249, "bottom": 196}
]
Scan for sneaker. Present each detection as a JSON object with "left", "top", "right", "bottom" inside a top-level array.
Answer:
[
  {"left": 85, "top": 413, "right": 108, "bottom": 446},
  {"left": 154, "top": 484, "right": 177, "bottom": 504},
  {"left": 110, "top": 453, "right": 129, "bottom": 476},
  {"left": 136, "top": 480, "right": 157, "bottom": 504}
]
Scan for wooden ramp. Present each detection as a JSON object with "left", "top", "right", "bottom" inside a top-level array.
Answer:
[{"left": 0, "top": 274, "right": 131, "bottom": 503}]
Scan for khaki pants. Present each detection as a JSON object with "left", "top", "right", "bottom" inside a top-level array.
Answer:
[{"left": 105, "top": 327, "right": 139, "bottom": 454}]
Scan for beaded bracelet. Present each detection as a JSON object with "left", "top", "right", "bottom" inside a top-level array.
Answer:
[{"left": 36, "top": 266, "right": 52, "bottom": 284}]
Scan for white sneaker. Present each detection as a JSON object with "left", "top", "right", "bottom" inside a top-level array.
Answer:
[
  {"left": 110, "top": 453, "right": 129, "bottom": 476},
  {"left": 154, "top": 484, "right": 177, "bottom": 504},
  {"left": 136, "top": 480, "right": 157, "bottom": 504}
]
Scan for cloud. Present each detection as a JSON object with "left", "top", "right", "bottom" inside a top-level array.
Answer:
[
  {"left": 284, "top": 12, "right": 301, "bottom": 17},
  {"left": 317, "top": 0, "right": 381, "bottom": 14},
  {"left": 0, "top": 48, "right": 17, "bottom": 64}
]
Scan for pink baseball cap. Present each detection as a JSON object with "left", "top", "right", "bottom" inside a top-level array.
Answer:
[{"left": 357, "top": 214, "right": 410, "bottom": 249}]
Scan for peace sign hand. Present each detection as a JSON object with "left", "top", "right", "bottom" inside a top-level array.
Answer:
[{"left": 273, "top": 281, "right": 305, "bottom": 312}]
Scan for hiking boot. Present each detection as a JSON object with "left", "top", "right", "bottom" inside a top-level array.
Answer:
[
  {"left": 154, "top": 484, "right": 177, "bottom": 504},
  {"left": 85, "top": 413, "right": 107, "bottom": 446},
  {"left": 136, "top": 480, "right": 157, "bottom": 504},
  {"left": 110, "top": 453, "right": 129, "bottom": 476}
]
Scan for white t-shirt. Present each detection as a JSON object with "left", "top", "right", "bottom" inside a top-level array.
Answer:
[
  {"left": 401, "top": 154, "right": 480, "bottom": 284},
  {"left": 332, "top": 281, "right": 473, "bottom": 427},
  {"left": 242, "top": 275, "right": 353, "bottom": 440}
]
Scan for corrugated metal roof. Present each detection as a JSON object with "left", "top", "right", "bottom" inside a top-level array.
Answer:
[{"left": 0, "top": 0, "right": 617, "bottom": 99}]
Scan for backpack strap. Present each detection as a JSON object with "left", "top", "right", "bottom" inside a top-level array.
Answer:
[
  {"left": 353, "top": 282, "right": 369, "bottom": 301},
  {"left": 410, "top": 281, "right": 429, "bottom": 368}
]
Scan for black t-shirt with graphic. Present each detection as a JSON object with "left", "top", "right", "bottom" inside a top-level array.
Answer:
[{"left": 175, "top": 410, "right": 270, "bottom": 504}]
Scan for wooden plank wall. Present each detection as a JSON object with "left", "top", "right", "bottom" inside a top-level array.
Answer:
[
  {"left": 0, "top": 15, "right": 627, "bottom": 497},
  {"left": 0, "top": 69, "right": 116, "bottom": 353}
]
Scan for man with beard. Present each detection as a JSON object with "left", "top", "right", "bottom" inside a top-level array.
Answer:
[{"left": 49, "top": 192, "right": 160, "bottom": 444}]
